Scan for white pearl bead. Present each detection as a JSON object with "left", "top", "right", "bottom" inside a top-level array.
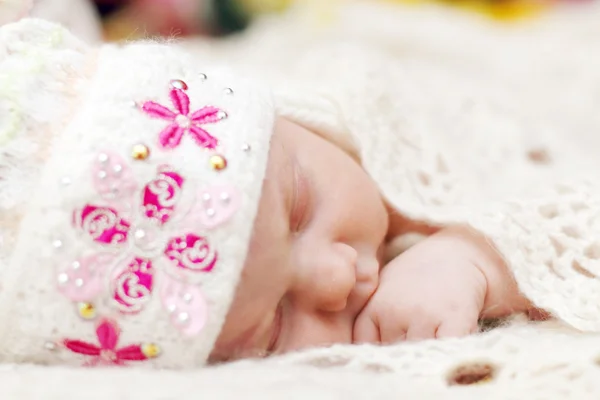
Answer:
[{"left": 178, "top": 312, "right": 189, "bottom": 323}]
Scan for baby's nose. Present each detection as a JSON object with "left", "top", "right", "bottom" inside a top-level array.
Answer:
[{"left": 296, "top": 242, "right": 358, "bottom": 313}]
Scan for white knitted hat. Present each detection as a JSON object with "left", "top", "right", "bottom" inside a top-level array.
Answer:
[{"left": 0, "top": 19, "right": 274, "bottom": 368}]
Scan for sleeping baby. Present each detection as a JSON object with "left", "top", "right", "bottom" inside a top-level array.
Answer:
[{"left": 1, "top": 7, "right": 600, "bottom": 368}]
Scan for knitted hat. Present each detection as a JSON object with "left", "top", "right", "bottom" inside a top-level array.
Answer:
[{"left": 0, "top": 19, "right": 274, "bottom": 368}]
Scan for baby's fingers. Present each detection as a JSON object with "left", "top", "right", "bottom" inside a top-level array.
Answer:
[
  {"left": 435, "top": 317, "right": 479, "bottom": 339},
  {"left": 405, "top": 319, "right": 438, "bottom": 342},
  {"left": 353, "top": 311, "right": 381, "bottom": 344}
]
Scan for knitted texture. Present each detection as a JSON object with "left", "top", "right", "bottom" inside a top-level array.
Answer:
[
  {"left": 186, "top": 0, "right": 600, "bottom": 332},
  {"left": 0, "top": 19, "right": 275, "bottom": 368}
]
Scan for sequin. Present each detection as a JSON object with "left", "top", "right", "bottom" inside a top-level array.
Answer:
[
  {"left": 199, "top": 73, "right": 207, "bottom": 81},
  {"left": 98, "top": 153, "right": 109, "bottom": 163},
  {"left": 178, "top": 312, "right": 189, "bottom": 323},
  {"left": 242, "top": 143, "right": 252, "bottom": 152},
  {"left": 77, "top": 302, "right": 97, "bottom": 320},
  {"left": 224, "top": 88, "right": 234, "bottom": 95},
  {"left": 44, "top": 341, "right": 57, "bottom": 351},
  {"left": 209, "top": 154, "right": 227, "bottom": 171},
  {"left": 53, "top": 239, "right": 63, "bottom": 249},
  {"left": 58, "top": 273, "right": 69, "bottom": 284},
  {"left": 132, "top": 144, "right": 150, "bottom": 160},
  {"left": 141, "top": 343, "right": 161, "bottom": 358},
  {"left": 169, "top": 79, "right": 188, "bottom": 91}
]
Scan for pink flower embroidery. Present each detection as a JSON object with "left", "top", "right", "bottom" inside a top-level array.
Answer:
[
  {"left": 63, "top": 319, "right": 158, "bottom": 366},
  {"left": 57, "top": 152, "right": 240, "bottom": 335},
  {"left": 141, "top": 83, "right": 227, "bottom": 149}
]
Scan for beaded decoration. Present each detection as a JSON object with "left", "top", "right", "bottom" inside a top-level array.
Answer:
[{"left": 52, "top": 79, "right": 243, "bottom": 365}]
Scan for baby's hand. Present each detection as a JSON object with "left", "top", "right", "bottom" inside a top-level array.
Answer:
[{"left": 354, "top": 226, "right": 526, "bottom": 343}]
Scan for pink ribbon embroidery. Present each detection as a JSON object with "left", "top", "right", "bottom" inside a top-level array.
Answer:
[
  {"left": 57, "top": 152, "right": 240, "bottom": 336},
  {"left": 63, "top": 319, "right": 158, "bottom": 366},
  {"left": 141, "top": 82, "right": 227, "bottom": 150}
]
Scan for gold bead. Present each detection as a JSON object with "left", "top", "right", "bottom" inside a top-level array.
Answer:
[
  {"left": 77, "top": 302, "right": 97, "bottom": 320},
  {"left": 132, "top": 144, "right": 150, "bottom": 160},
  {"left": 142, "top": 343, "right": 161, "bottom": 358},
  {"left": 209, "top": 154, "right": 227, "bottom": 171}
]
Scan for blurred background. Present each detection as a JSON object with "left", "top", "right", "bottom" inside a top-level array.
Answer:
[{"left": 93, "top": 0, "right": 592, "bottom": 42}]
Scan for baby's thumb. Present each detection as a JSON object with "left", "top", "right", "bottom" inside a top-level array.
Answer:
[{"left": 353, "top": 309, "right": 381, "bottom": 344}]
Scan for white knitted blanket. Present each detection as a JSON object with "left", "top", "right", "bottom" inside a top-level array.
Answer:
[{"left": 4, "top": 2, "right": 600, "bottom": 398}]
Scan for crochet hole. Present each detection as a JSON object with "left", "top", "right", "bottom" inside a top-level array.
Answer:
[
  {"left": 550, "top": 236, "right": 566, "bottom": 257},
  {"left": 447, "top": 362, "right": 496, "bottom": 386},
  {"left": 562, "top": 226, "right": 581, "bottom": 239},
  {"left": 539, "top": 205, "right": 558, "bottom": 219},
  {"left": 306, "top": 355, "right": 351, "bottom": 368},
  {"left": 362, "top": 363, "right": 394, "bottom": 373},
  {"left": 417, "top": 171, "right": 431, "bottom": 186},
  {"left": 571, "top": 202, "right": 589, "bottom": 212},
  {"left": 436, "top": 155, "right": 449, "bottom": 174},
  {"left": 526, "top": 148, "right": 552, "bottom": 165},
  {"left": 584, "top": 243, "right": 600, "bottom": 260},
  {"left": 571, "top": 260, "right": 595, "bottom": 279}
]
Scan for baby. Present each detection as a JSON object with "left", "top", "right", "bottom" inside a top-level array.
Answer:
[
  {"left": 2, "top": 7, "right": 600, "bottom": 369},
  {"left": 210, "top": 117, "right": 530, "bottom": 362}
]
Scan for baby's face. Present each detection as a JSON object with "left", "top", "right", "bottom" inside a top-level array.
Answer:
[{"left": 210, "top": 119, "right": 388, "bottom": 362}]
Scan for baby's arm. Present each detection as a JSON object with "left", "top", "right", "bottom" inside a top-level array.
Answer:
[{"left": 354, "top": 226, "right": 532, "bottom": 343}]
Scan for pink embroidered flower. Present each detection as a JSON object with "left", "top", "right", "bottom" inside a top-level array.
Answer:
[
  {"left": 57, "top": 152, "right": 240, "bottom": 336},
  {"left": 63, "top": 319, "right": 158, "bottom": 366},
  {"left": 141, "top": 83, "right": 227, "bottom": 149}
]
